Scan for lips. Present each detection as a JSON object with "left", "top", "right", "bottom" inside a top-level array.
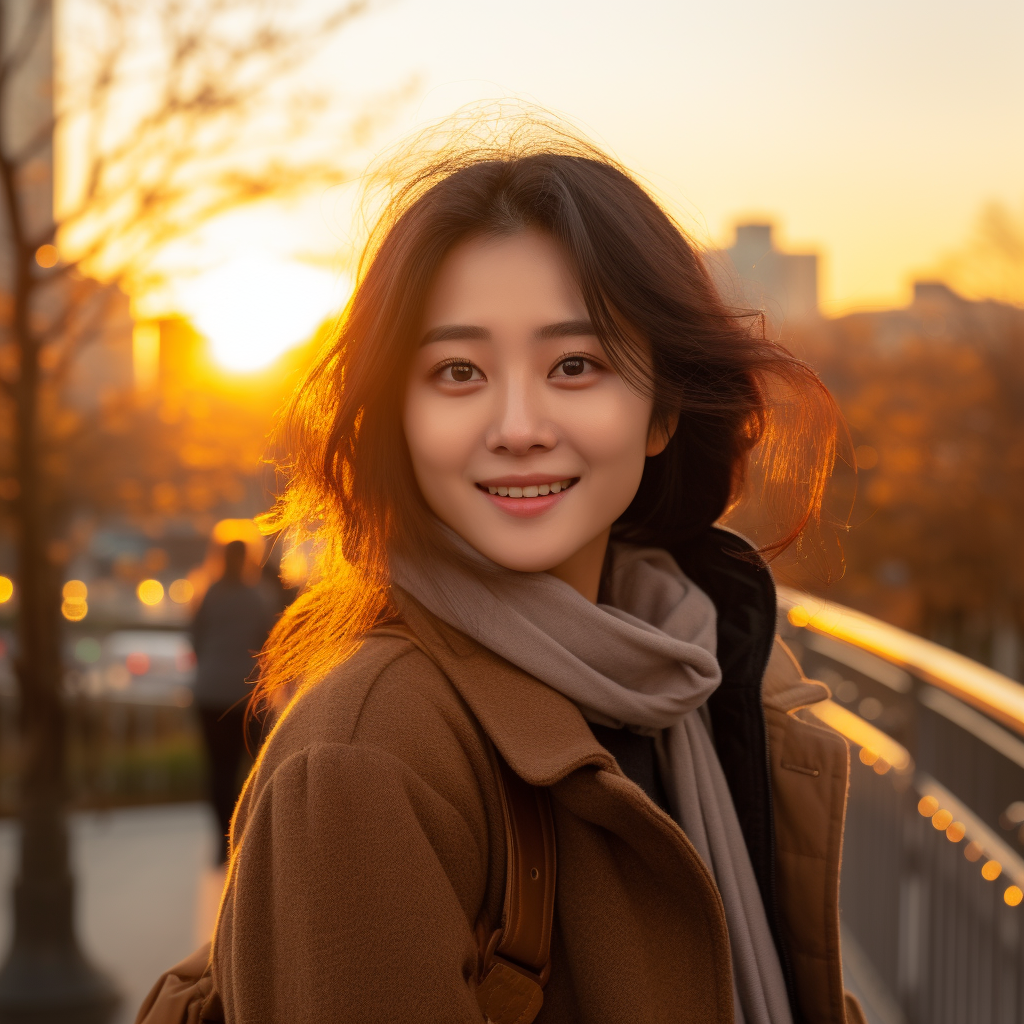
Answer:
[{"left": 475, "top": 477, "right": 579, "bottom": 518}]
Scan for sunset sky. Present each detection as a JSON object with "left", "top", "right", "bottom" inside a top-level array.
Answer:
[{"left": 120, "top": 0, "right": 1024, "bottom": 366}]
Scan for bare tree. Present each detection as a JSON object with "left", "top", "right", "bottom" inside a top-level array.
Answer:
[{"left": 0, "top": 1, "right": 389, "bottom": 1018}]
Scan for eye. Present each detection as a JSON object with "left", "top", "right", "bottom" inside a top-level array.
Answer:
[
  {"left": 434, "top": 360, "right": 484, "bottom": 384},
  {"left": 549, "top": 354, "right": 598, "bottom": 379}
]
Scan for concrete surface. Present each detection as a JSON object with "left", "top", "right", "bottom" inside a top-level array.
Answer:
[{"left": 0, "top": 803, "right": 223, "bottom": 1024}]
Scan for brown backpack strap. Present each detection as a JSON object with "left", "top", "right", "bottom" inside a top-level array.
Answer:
[
  {"left": 476, "top": 745, "right": 557, "bottom": 1024},
  {"left": 374, "top": 623, "right": 558, "bottom": 1023}
]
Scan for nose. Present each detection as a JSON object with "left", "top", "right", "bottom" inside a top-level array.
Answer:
[{"left": 484, "top": 372, "right": 557, "bottom": 456}]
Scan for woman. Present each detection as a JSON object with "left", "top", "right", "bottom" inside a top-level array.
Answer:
[{"left": 214, "top": 129, "right": 861, "bottom": 1023}]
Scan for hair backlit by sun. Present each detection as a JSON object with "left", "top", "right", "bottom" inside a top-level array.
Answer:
[{"left": 180, "top": 254, "right": 347, "bottom": 372}]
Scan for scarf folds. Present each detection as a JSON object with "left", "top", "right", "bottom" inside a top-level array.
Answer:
[{"left": 390, "top": 532, "right": 793, "bottom": 1024}]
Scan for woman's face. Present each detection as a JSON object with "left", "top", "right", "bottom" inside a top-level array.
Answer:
[{"left": 403, "top": 228, "right": 667, "bottom": 577}]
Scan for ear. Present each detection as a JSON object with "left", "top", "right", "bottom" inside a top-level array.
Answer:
[{"left": 646, "top": 412, "right": 678, "bottom": 457}]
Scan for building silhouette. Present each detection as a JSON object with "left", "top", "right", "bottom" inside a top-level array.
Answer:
[{"left": 706, "top": 223, "right": 819, "bottom": 327}]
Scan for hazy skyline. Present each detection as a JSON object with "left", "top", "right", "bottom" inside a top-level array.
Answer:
[
  {"left": 328, "top": 0, "right": 1023, "bottom": 315},
  {"left": 61, "top": 0, "right": 1023, "bottom": 366}
]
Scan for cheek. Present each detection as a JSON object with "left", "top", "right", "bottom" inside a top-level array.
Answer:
[
  {"left": 403, "top": 387, "right": 475, "bottom": 487},
  {"left": 565, "top": 388, "right": 652, "bottom": 481}
]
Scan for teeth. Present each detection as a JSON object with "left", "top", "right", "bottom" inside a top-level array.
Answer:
[{"left": 487, "top": 478, "right": 575, "bottom": 497}]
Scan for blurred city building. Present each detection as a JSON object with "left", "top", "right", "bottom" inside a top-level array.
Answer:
[
  {"left": 826, "top": 279, "right": 1024, "bottom": 352},
  {"left": 705, "top": 222, "right": 819, "bottom": 326}
]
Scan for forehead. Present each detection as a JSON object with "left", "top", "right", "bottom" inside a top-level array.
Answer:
[{"left": 422, "top": 228, "right": 586, "bottom": 327}]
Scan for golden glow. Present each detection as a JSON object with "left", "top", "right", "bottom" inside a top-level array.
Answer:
[
  {"left": 931, "top": 810, "right": 953, "bottom": 831},
  {"left": 1005, "top": 886, "right": 1023, "bottom": 907},
  {"left": 35, "top": 244, "right": 58, "bottom": 268},
  {"left": 132, "top": 323, "right": 160, "bottom": 391},
  {"left": 62, "top": 580, "right": 88, "bottom": 602},
  {"left": 964, "top": 841, "right": 984, "bottom": 863},
  {"left": 177, "top": 255, "right": 343, "bottom": 372},
  {"left": 212, "top": 518, "right": 266, "bottom": 579},
  {"left": 213, "top": 518, "right": 264, "bottom": 550},
  {"left": 810, "top": 699, "right": 912, "bottom": 773},
  {"left": 280, "top": 546, "right": 309, "bottom": 588},
  {"left": 137, "top": 579, "right": 165, "bottom": 605},
  {"left": 61, "top": 600, "right": 88, "bottom": 621},
  {"left": 918, "top": 796, "right": 939, "bottom": 817},
  {"left": 782, "top": 589, "right": 1024, "bottom": 740},
  {"left": 859, "top": 747, "right": 878, "bottom": 767},
  {"left": 0, "top": 576, "right": 13, "bottom": 603},
  {"left": 946, "top": 821, "right": 966, "bottom": 843},
  {"left": 168, "top": 578, "right": 194, "bottom": 604},
  {"left": 982, "top": 860, "right": 1003, "bottom": 882}
]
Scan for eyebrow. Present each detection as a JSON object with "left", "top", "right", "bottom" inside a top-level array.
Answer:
[{"left": 419, "top": 319, "right": 597, "bottom": 346}]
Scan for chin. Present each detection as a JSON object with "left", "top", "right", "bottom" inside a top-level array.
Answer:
[{"left": 463, "top": 533, "right": 573, "bottom": 575}]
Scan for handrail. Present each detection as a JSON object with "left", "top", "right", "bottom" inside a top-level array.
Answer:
[{"left": 778, "top": 586, "right": 1024, "bottom": 740}]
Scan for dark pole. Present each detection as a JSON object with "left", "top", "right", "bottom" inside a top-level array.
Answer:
[{"left": 0, "top": 2, "right": 118, "bottom": 1020}]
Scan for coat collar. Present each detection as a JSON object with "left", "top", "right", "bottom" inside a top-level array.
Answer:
[{"left": 389, "top": 586, "right": 616, "bottom": 787}]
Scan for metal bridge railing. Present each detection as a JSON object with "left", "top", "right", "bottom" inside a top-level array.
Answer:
[{"left": 777, "top": 588, "right": 1024, "bottom": 1024}]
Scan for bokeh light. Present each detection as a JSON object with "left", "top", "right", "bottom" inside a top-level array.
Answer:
[
  {"left": 945, "top": 821, "right": 966, "bottom": 843},
  {"left": 855, "top": 445, "right": 879, "bottom": 470},
  {"left": 168, "top": 579, "right": 194, "bottom": 604},
  {"left": 125, "top": 652, "right": 150, "bottom": 676},
  {"left": 61, "top": 600, "right": 88, "bottom": 622},
  {"left": 61, "top": 580, "right": 88, "bottom": 621},
  {"left": 34, "top": 243, "right": 58, "bottom": 268},
  {"left": 0, "top": 576, "right": 13, "bottom": 603},
  {"left": 981, "top": 860, "right": 1002, "bottom": 882},
  {"left": 137, "top": 579, "right": 165, "bottom": 605},
  {"left": 1005, "top": 886, "right": 1023, "bottom": 908},
  {"left": 74, "top": 638, "right": 102, "bottom": 664}
]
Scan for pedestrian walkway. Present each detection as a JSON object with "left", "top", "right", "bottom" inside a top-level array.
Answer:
[
  {"left": 0, "top": 802, "right": 888, "bottom": 1024},
  {"left": 0, "top": 803, "right": 224, "bottom": 1024}
]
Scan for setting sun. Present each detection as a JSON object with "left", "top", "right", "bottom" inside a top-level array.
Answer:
[{"left": 178, "top": 254, "right": 346, "bottom": 372}]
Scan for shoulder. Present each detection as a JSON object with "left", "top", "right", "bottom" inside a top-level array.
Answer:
[
  {"left": 272, "top": 633, "right": 472, "bottom": 748},
  {"left": 243, "top": 633, "right": 491, "bottom": 824}
]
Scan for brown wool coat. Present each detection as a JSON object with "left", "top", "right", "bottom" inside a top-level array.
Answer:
[{"left": 213, "top": 593, "right": 860, "bottom": 1024}]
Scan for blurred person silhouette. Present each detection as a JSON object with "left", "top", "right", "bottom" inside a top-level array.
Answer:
[{"left": 191, "top": 539, "right": 276, "bottom": 864}]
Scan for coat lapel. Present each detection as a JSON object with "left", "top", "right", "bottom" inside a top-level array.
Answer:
[
  {"left": 391, "top": 587, "right": 737, "bottom": 1020},
  {"left": 392, "top": 586, "right": 616, "bottom": 786}
]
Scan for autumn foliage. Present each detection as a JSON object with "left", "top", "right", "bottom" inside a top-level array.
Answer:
[{"left": 790, "top": 290, "right": 1024, "bottom": 674}]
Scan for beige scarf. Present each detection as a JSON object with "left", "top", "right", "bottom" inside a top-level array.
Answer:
[{"left": 391, "top": 531, "right": 792, "bottom": 1024}]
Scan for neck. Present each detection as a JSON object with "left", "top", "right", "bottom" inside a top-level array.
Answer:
[{"left": 545, "top": 528, "right": 610, "bottom": 603}]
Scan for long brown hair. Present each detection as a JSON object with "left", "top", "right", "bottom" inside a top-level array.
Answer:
[{"left": 257, "top": 119, "right": 839, "bottom": 708}]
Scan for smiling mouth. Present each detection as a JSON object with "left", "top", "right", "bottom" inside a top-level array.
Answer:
[{"left": 476, "top": 478, "right": 578, "bottom": 498}]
